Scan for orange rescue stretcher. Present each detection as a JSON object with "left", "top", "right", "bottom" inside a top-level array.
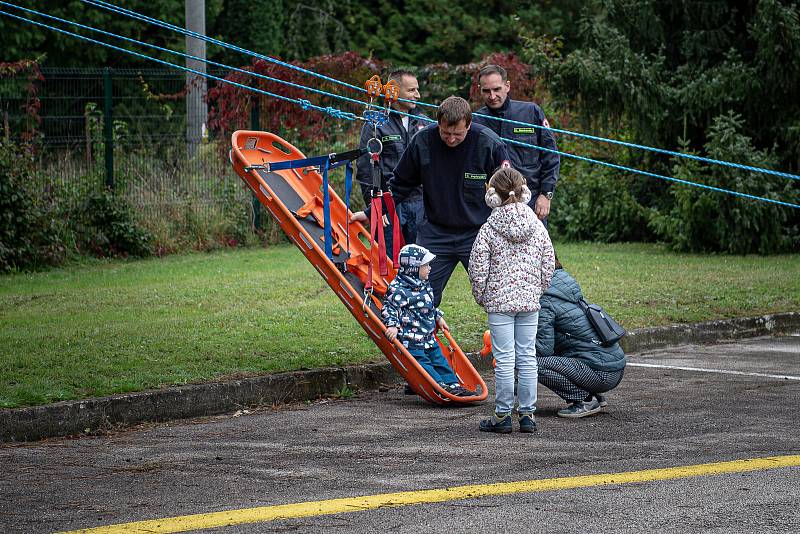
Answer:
[{"left": 230, "top": 130, "right": 487, "bottom": 404}]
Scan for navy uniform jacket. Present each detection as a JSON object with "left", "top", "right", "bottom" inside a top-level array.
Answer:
[
  {"left": 356, "top": 107, "right": 429, "bottom": 206},
  {"left": 389, "top": 122, "right": 509, "bottom": 232},
  {"left": 474, "top": 98, "right": 560, "bottom": 198}
]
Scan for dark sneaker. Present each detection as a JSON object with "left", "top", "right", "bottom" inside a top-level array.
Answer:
[
  {"left": 479, "top": 413, "right": 512, "bottom": 434},
  {"left": 557, "top": 397, "right": 602, "bottom": 418},
  {"left": 438, "top": 382, "right": 453, "bottom": 394},
  {"left": 518, "top": 412, "right": 537, "bottom": 433},
  {"left": 446, "top": 384, "right": 476, "bottom": 397},
  {"left": 595, "top": 393, "right": 608, "bottom": 408}
]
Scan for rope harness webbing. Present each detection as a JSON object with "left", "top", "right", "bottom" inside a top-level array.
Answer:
[{"left": 382, "top": 191, "right": 404, "bottom": 265}]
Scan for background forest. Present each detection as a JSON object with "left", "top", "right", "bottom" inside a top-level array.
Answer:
[{"left": 1, "top": 0, "right": 798, "bottom": 273}]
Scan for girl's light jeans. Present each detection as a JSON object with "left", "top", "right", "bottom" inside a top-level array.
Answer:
[{"left": 488, "top": 311, "right": 539, "bottom": 415}]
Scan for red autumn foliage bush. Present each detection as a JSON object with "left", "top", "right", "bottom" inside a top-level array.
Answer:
[{"left": 208, "top": 52, "right": 382, "bottom": 149}]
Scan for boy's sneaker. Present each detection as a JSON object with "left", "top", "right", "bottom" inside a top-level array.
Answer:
[
  {"left": 557, "top": 397, "right": 602, "bottom": 418},
  {"left": 446, "top": 383, "right": 476, "bottom": 397},
  {"left": 439, "top": 382, "right": 455, "bottom": 394},
  {"left": 595, "top": 393, "right": 608, "bottom": 408},
  {"left": 479, "top": 413, "right": 512, "bottom": 434},
  {"left": 456, "top": 386, "right": 477, "bottom": 397},
  {"left": 518, "top": 412, "right": 537, "bottom": 433}
]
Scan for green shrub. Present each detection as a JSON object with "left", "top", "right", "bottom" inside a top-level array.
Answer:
[
  {"left": 650, "top": 112, "right": 798, "bottom": 254},
  {"left": 73, "top": 188, "right": 153, "bottom": 258},
  {"left": 549, "top": 156, "right": 653, "bottom": 243},
  {"left": 0, "top": 141, "right": 66, "bottom": 272}
]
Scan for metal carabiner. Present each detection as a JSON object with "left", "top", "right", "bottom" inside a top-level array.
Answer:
[
  {"left": 366, "top": 137, "right": 383, "bottom": 159},
  {"left": 362, "top": 287, "right": 374, "bottom": 313}
]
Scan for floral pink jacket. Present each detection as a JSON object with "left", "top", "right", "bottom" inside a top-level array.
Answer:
[{"left": 468, "top": 202, "right": 555, "bottom": 313}]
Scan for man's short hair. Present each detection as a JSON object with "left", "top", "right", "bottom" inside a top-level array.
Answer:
[
  {"left": 388, "top": 69, "right": 416, "bottom": 83},
  {"left": 437, "top": 96, "right": 472, "bottom": 126},
  {"left": 478, "top": 64, "right": 508, "bottom": 84}
]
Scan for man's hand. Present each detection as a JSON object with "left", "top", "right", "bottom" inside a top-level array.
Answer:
[
  {"left": 385, "top": 326, "right": 399, "bottom": 341},
  {"left": 534, "top": 194, "right": 551, "bottom": 220},
  {"left": 436, "top": 317, "right": 450, "bottom": 331},
  {"left": 350, "top": 211, "right": 390, "bottom": 226}
]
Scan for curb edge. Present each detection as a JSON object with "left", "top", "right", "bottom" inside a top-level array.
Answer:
[{"left": 2, "top": 312, "right": 798, "bottom": 442}]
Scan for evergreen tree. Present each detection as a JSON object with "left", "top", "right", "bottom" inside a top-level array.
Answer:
[
  {"left": 0, "top": 1, "right": 223, "bottom": 67},
  {"left": 530, "top": 0, "right": 800, "bottom": 172},
  {"left": 210, "top": 0, "right": 287, "bottom": 62},
  {"left": 525, "top": 0, "right": 799, "bottom": 252}
]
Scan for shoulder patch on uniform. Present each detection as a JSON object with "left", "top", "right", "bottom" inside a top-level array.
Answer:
[{"left": 513, "top": 127, "right": 536, "bottom": 134}]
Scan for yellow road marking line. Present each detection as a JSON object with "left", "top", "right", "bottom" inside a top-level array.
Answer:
[{"left": 62, "top": 455, "right": 800, "bottom": 534}]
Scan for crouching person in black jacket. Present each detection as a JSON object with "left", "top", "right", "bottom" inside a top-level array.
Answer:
[{"left": 536, "top": 258, "right": 626, "bottom": 418}]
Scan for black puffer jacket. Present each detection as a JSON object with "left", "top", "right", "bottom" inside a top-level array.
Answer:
[{"left": 535, "top": 269, "right": 626, "bottom": 372}]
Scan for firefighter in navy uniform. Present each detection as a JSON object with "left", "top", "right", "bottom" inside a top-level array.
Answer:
[
  {"left": 473, "top": 64, "right": 560, "bottom": 225},
  {"left": 355, "top": 96, "right": 510, "bottom": 307},
  {"left": 355, "top": 70, "right": 428, "bottom": 250}
]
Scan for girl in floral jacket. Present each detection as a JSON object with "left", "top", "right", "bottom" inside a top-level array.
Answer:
[{"left": 469, "top": 168, "right": 555, "bottom": 433}]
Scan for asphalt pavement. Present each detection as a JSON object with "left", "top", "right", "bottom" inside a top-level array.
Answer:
[{"left": 1, "top": 335, "right": 798, "bottom": 533}]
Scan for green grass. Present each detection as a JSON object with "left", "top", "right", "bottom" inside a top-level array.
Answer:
[{"left": 1, "top": 243, "right": 798, "bottom": 408}]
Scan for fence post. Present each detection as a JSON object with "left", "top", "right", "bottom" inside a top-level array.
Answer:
[
  {"left": 103, "top": 67, "right": 114, "bottom": 189},
  {"left": 250, "top": 97, "right": 261, "bottom": 231}
]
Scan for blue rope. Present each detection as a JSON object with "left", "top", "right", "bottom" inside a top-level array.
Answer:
[
  {"left": 78, "top": 0, "right": 366, "bottom": 95},
  {"left": 349, "top": 95, "right": 800, "bottom": 206},
  {"left": 2, "top": 7, "right": 796, "bottom": 209},
  {"left": 0, "top": 1, "right": 369, "bottom": 112},
  {"left": 502, "top": 138, "right": 800, "bottom": 209},
  {"left": 0, "top": 8, "right": 357, "bottom": 123},
  {"left": 472, "top": 112, "right": 800, "bottom": 182},
  {"left": 76, "top": 0, "right": 389, "bottom": 131},
  {"left": 76, "top": 0, "right": 800, "bottom": 182}
]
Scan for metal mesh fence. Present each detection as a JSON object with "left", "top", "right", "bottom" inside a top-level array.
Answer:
[{"left": 1, "top": 67, "right": 249, "bottom": 220}]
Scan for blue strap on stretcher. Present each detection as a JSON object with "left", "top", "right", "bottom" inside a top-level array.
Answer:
[
  {"left": 344, "top": 161, "right": 353, "bottom": 255},
  {"left": 267, "top": 155, "right": 354, "bottom": 261}
]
